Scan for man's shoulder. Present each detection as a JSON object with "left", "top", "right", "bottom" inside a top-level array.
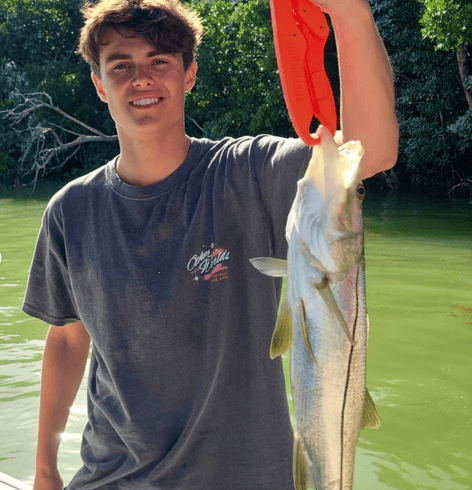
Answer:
[
  {"left": 46, "top": 160, "right": 112, "bottom": 214},
  {"left": 193, "top": 134, "right": 300, "bottom": 164},
  {"left": 195, "top": 134, "right": 288, "bottom": 150}
]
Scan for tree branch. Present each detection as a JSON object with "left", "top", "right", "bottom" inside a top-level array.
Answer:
[
  {"left": 1, "top": 92, "right": 118, "bottom": 188},
  {"left": 457, "top": 43, "right": 472, "bottom": 109}
]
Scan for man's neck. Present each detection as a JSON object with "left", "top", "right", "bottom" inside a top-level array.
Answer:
[{"left": 116, "top": 127, "right": 192, "bottom": 186}]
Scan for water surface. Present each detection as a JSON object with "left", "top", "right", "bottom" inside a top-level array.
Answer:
[{"left": 1, "top": 185, "right": 471, "bottom": 488}]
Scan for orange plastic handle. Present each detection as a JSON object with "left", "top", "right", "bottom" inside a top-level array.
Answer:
[{"left": 270, "top": 0, "right": 337, "bottom": 145}]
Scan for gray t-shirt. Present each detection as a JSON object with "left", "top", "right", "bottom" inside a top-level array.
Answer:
[{"left": 23, "top": 135, "right": 311, "bottom": 490}]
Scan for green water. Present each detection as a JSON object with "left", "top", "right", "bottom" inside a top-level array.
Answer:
[{"left": 1, "top": 185, "right": 471, "bottom": 488}]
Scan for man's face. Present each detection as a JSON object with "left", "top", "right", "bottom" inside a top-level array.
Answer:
[{"left": 91, "top": 28, "right": 197, "bottom": 139}]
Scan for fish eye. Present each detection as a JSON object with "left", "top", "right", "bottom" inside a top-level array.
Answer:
[{"left": 356, "top": 184, "right": 365, "bottom": 200}]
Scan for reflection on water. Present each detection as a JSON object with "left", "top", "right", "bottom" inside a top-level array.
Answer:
[
  {"left": 1, "top": 187, "right": 471, "bottom": 488},
  {"left": 357, "top": 447, "right": 471, "bottom": 490}
]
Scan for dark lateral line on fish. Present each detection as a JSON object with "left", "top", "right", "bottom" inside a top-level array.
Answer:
[{"left": 340, "top": 265, "right": 360, "bottom": 486}]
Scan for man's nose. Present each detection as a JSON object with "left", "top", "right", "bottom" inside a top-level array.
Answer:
[{"left": 132, "top": 65, "right": 154, "bottom": 87}]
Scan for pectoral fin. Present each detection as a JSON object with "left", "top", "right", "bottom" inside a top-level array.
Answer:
[
  {"left": 270, "top": 298, "right": 293, "bottom": 359},
  {"left": 361, "top": 388, "right": 380, "bottom": 429},
  {"left": 293, "top": 432, "right": 308, "bottom": 490},
  {"left": 249, "top": 257, "right": 288, "bottom": 277},
  {"left": 299, "top": 300, "right": 317, "bottom": 363},
  {"left": 315, "top": 276, "right": 356, "bottom": 347}
]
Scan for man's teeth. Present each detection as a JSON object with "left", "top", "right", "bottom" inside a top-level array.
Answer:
[{"left": 132, "top": 98, "right": 161, "bottom": 106}]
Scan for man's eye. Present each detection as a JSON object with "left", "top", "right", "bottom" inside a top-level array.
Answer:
[
  {"left": 152, "top": 59, "right": 167, "bottom": 65},
  {"left": 113, "top": 63, "right": 129, "bottom": 70}
]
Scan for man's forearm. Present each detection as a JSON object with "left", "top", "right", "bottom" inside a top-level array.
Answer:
[
  {"left": 36, "top": 322, "right": 90, "bottom": 474},
  {"left": 327, "top": 2, "right": 399, "bottom": 179}
]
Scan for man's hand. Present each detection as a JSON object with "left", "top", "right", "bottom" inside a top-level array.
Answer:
[
  {"left": 308, "top": 0, "right": 399, "bottom": 178},
  {"left": 34, "top": 321, "right": 90, "bottom": 490},
  {"left": 310, "top": 0, "right": 370, "bottom": 17},
  {"left": 33, "top": 469, "right": 63, "bottom": 490}
]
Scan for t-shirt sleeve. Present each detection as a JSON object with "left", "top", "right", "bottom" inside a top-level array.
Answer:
[
  {"left": 248, "top": 135, "right": 312, "bottom": 257},
  {"left": 22, "top": 196, "right": 81, "bottom": 326}
]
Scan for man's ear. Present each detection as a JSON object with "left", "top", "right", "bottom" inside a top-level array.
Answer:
[
  {"left": 91, "top": 72, "right": 108, "bottom": 103},
  {"left": 184, "top": 61, "right": 198, "bottom": 93}
]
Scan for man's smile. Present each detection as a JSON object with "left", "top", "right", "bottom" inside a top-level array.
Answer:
[{"left": 130, "top": 97, "right": 164, "bottom": 108}]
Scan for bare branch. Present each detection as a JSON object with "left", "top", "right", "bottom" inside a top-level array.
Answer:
[
  {"left": 449, "top": 178, "right": 472, "bottom": 197},
  {"left": 186, "top": 116, "right": 206, "bottom": 134},
  {"left": 1, "top": 91, "right": 118, "bottom": 188}
]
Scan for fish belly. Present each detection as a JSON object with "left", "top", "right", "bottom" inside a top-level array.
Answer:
[{"left": 290, "top": 261, "right": 367, "bottom": 490}]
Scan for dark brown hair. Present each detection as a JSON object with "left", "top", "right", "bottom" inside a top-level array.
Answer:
[{"left": 77, "top": 0, "right": 203, "bottom": 75}]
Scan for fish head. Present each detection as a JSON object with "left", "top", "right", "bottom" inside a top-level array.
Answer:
[{"left": 286, "top": 126, "right": 365, "bottom": 276}]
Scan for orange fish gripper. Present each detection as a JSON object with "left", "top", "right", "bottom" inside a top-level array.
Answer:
[{"left": 269, "top": 0, "right": 337, "bottom": 146}]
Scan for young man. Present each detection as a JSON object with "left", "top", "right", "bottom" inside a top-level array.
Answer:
[{"left": 23, "top": 0, "right": 398, "bottom": 489}]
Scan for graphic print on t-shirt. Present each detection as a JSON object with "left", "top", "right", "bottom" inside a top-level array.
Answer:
[{"left": 187, "top": 240, "right": 231, "bottom": 282}]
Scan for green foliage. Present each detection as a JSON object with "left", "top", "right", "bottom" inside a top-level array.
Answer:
[
  {"left": 371, "top": 0, "right": 471, "bottom": 186},
  {"left": 185, "top": 0, "right": 294, "bottom": 139},
  {"left": 0, "top": 0, "right": 115, "bottom": 186},
  {"left": 416, "top": 0, "right": 472, "bottom": 175},
  {"left": 419, "top": 0, "right": 472, "bottom": 52},
  {"left": 448, "top": 107, "right": 472, "bottom": 152}
]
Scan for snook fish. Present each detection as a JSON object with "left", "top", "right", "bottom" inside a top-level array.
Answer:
[{"left": 250, "top": 127, "right": 379, "bottom": 490}]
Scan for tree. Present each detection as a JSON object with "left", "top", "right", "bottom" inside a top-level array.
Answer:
[
  {"left": 0, "top": 0, "right": 116, "bottom": 187},
  {"left": 1, "top": 92, "right": 118, "bottom": 188},
  {"left": 2, "top": 0, "right": 472, "bottom": 189},
  {"left": 370, "top": 0, "right": 471, "bottom": 187},
  {"left": 418, "top": 0, "right": 472, "bottom": 190},
  {"left": 419, "top": 0, "right": 472, "bottom": 107},
  {"left": 185, "top": 0, "right": 291, "bottom": 139}
]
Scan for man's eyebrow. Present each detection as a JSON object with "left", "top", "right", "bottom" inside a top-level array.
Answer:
[
  {"left": 105, "top": 51, "right": 176, "bottom": 64},
  {"left": 105, "top": 53, "right": 131, "bottom": 64}
]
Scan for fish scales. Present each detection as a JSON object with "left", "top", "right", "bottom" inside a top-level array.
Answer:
[
  {"left": 250, "top": 127, "right": 379, "bottom": 490},
  {"left": 291, "top": 261, "right": 367, "bottom": 489}
]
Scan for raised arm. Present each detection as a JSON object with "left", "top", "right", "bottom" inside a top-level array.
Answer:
[
  {"left": 313, "top": 0, "right": 399, "bottom": 179},
  {"left": 34, "top": 321, "right": 90, "bottom": 490}
]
